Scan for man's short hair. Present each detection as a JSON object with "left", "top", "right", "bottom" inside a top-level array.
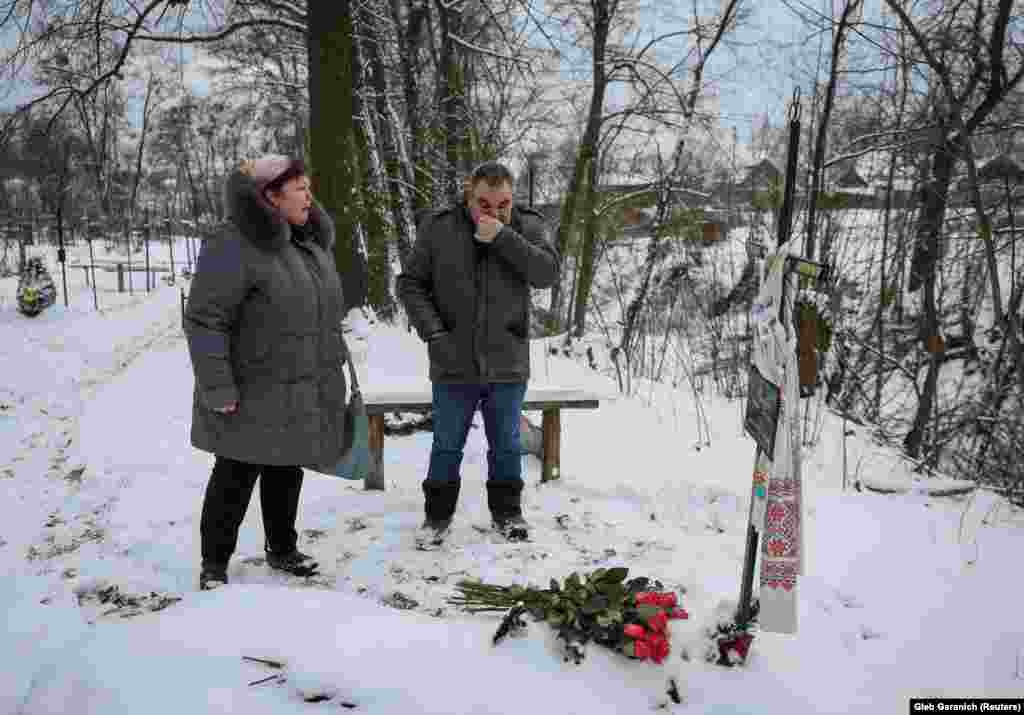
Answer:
[{"left": 469, "top": 161, "right": 514, "bottom": 189}]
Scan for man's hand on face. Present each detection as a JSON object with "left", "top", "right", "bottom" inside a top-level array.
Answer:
[
  {"left": 474, "top": 214, "right": 502, "bottom": 243},
  {"left": 469, "top": 178, "right": 513, "bottom": 243}
]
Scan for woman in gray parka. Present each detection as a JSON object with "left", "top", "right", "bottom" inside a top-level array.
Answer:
[{"left": 185, "top": 155, "right": 348, "bottom": 591}]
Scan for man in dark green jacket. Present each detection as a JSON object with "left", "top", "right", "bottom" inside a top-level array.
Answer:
[{"left": 397, "top": 161, "right": 560, "bottom": 545}]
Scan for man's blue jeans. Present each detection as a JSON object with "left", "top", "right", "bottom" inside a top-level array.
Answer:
[{"left": 426, "top": 382, "right": 527, "bottom": 486}]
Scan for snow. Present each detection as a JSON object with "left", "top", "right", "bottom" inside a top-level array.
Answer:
[{"left": 2, "top": 239, "right": 1023, "bottom": 714}]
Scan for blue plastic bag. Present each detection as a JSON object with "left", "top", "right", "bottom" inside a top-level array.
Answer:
[
  {"left": 312, "top": 352, "right": 370, "bottom": 480},
  {"left": 329, "top": 386, "right": 370, "bottom": 480}
]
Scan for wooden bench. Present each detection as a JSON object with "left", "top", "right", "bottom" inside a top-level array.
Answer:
[{"left": 361, "top": 387, "right": 601, "bottom": 490}]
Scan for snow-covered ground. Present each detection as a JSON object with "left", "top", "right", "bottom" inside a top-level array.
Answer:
[{"left": 1, "top": 239, "right": 1023, "bottom": 714}]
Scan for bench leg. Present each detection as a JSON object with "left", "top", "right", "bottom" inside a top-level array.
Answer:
[
  {"left": 541, "top": 408, "right": 561, "bottom": 483},
  {"left": 365, "top": 414, "right": 386, "bottom": 491}
]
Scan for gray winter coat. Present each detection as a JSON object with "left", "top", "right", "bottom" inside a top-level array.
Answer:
[
  {"left": 397, "top": 203, "right": 559, "bottom": 383},
  {"left": 185, "top": 170, "right": 348, "bottom": 466}
]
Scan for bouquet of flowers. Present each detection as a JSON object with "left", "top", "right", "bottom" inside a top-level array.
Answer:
[
  {"left": 448, "top": 567, "right": 688, "bottom": 665},
  {"left": 702, "top": 599, "right": 759, "bottom": 667},
  {"left": 16, "top": 257, "right": 57, "bottom": 317}
]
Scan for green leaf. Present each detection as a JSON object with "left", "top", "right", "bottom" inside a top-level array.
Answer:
[
  {"left": 602, "top": 567, "right": 629, "bottom": 584},
  {"left": 582, "top": 595, "right": 611, "bottom": 615},
  {"left": 636, "top": 603, "right": 661, "bottom": 621},
  {"left": 549, "top": 578, "right": 560, "bottom": 593},
  {"left": 566, "top": 572, "right": 581, "bottom": 590},
  {"left": 549, "top": 612, "right": 564, "bottom": 626},
  {"left": 597, "top": 581, "right": 626, "bottom": 601},
  {"left": 588, "top": 568, "right": 607, "bottom": 583}
]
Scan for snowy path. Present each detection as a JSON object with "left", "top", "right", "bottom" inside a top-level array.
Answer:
[
  {"left": 3, "top": 281, "right": 1023, "bottom": 712},
  {"left": 1, "top": 287, "right": 184, "bottom": 568}
]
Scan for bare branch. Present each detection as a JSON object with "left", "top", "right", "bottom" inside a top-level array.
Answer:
[
  {"left": 134, "top": 18, "right": 305, "bottom": 44},
  {"left": 447, "top": 32, "right": 530, "bottom": 66}
]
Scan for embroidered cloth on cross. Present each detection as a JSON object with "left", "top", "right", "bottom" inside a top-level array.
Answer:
[{"left": 748, "top": 241, "right": 804, "bottom": 634}]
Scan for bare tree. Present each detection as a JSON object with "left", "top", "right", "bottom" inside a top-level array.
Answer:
[
  {"left": 882, "top": 0, "right": 1024, "bottom": 458},
  {"left": 803, "top": 0, "right": 862, "bottom": 261}
]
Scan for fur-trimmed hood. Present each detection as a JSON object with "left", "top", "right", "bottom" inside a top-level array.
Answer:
[{"left": 223, "top": 168, "right": 335, "bottom": 252}]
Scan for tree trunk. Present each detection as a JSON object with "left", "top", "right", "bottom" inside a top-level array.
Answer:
[
  {"left": 904, "top": 143, "right": 955, "bottom": 458},
  {"left": 435, "top": 0, "right": 466, "bottom": 204},
  {"left": 308, "top": 0, "right": 368, "bottom": 312},
  {"left": 549, "top": 0, "right": 612, "bottom": 329},
  {"left": 366, "top": 4, "right": 415, "bottom": 269},
  {"left": 129, "top": 70, "right": 157, "bottom": 222},
  {"left": 804, "top": 0, "right": 861, "bottom": 261},
  {"left": 571, "top": 158, "right": 601, "bottom": 338},
  {"left": 391, "top": 0, "right": 430, "bottom": 211},
  {"left": 873, "top": 150, "right": 896, "bottom": 418},
  {"left": 353, "top": 6, "right": 395, "bottom": 319}
]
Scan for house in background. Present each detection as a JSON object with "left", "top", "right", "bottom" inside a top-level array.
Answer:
[
  {"left": 736, "top": 159, "right": 783, "bottom": 204},
  {"left": 528, "top": 176, "right": 725, "bottom": 245},
  {"left": 830, "top": 164, "right": 876, "bottom": 208},
  {"left": 710, "top": 158, "right": 785, "bottom": 209}
]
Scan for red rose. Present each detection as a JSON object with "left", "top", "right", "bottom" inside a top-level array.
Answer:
[
  {"left": 718, "top": 633, "right": 754, "bottom": 664},
  {"left": 645, "top": 633, "right": 670, "bottom": 663},
  {"left": 647, "top": 610, "right": 668, "bottom": 634},
  {"left": 645, "top": 630, "right": 671, "bottom": 664},
  {"left": 668, "top": 607, "right": 689, "bottom": 620},
  {"left": 623, "top": 624, "right": 646, "bottom": 639},
  {"left": 731, "top": 633, "right": 753, "bottom": 660},
  {"left": 636, "top": 592, "right": 679, "bottom": 608},
  {"left": 645, "top": 632, "right": 666, "bottom": 648},
  {"left": 633, "top": 639, "right": 652, "bottom": 660}
]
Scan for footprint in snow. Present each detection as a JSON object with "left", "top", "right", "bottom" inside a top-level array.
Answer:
[{"left": 833, "top": 589, "right": 863, "bottom": 608}]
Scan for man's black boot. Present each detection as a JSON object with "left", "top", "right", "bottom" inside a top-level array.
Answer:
[
  {"left": 487, "top": 480, "right": 529, "bottom": 541},
  {"left": 199, "top": 561, "right": 229, "bottom": 591},
  {"left": 418, "top": 480, "right": 460, "bottom": 547}
]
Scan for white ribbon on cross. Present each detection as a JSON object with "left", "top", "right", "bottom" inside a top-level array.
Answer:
[{"left": 748, "top": 241, "right": 804, "bottom": 635}]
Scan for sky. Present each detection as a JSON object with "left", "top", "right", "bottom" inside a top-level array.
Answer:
[{"left": 1, "top": 218, "right": 1022, "bottom": 713}]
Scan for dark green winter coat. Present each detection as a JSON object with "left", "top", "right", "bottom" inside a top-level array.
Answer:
[
  {"left": 185, "top": 169, "right": 347, "bottom": 466},
  {"left": 397, "top": 203, "right": 559, "bottom": 383}
]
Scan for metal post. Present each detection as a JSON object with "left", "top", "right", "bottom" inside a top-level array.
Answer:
[
  {"left": 144, "top": 208, "right": 152, "bottom": 293},
  {"left": 55, "top": 215, "right": 69, "bottom": 307},
  {"left": 18, "top": 227, "right": 27, "bottom": 273},
  {"left": 117, "top": 263, "right": 125, "bottom": 293},
  {"left": 184, "top": 220, "right": 193, "bottom": 273},
  {"left": 737, "top": 454, "right": 760, "bottom": 625},
  {"left": 86, "top": 230, "right": 99, "bottom": 311},
  {"left": 166, "top": 208, "right": 176, "bottom": 285},
  {"left": 125, "top": 215, "right": 134, "bottom": 295}
]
